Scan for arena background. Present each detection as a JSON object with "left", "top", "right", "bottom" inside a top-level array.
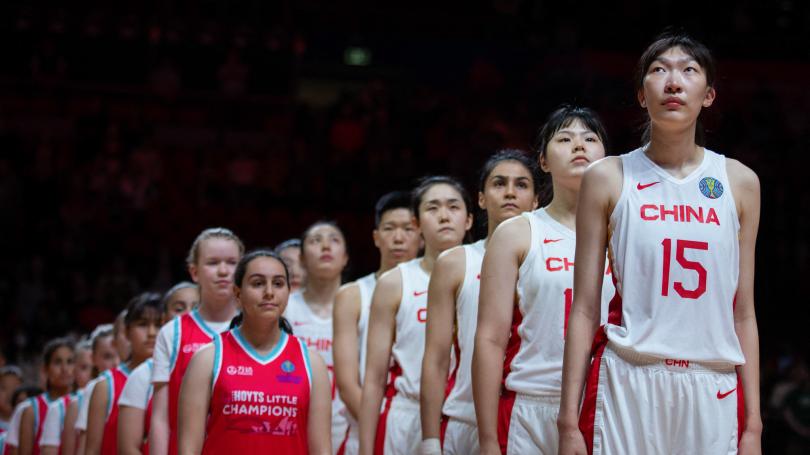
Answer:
[{"left": 1, "top": 1, "right": 808, "bottom": 451}]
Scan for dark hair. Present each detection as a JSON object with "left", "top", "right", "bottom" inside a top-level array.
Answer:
[
  {"left": 533, "top": 105, "right": 609, "bottom": 206},
  {"left": 11, "top": 385, "right": 43, "bottom": 408},
  {"left": 478, "top": 149, "right": 540, "bottom": 195},
  {"left": 274, "top": 238, "right": 301, "bottom": 253},
  {"left": 161, "top": 281, "right": 198, "bottom": 314},
  {"left": 232, "top": 249, "right": 293, "bottom": 334},
  {"left": 299, "top": 221, "right": 350, "bottom": 277},
  {"left": 411, "top": 175, "right": 472, "bottom": 217},
  {"left": 124, "top": 292, "right": 163, "bottom": 327},
  {"left": 374, "top": 191, "right": 413, "bottom": 227},
  {"left": 635, "top": 31, "right": 716, "bottom": 145},
  {"left": 43, "top": 337, "right": 75, "bottom": 365}
]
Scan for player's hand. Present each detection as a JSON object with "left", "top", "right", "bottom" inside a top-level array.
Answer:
[
  {"left": 478, "top": 440, "right": 501, "bottom": 455},
  {"left": 737, "top": 428, "right": 762, "bottom": 455},
  {"left": 558, "top": 427, "right": 587, "bottom": 455}
]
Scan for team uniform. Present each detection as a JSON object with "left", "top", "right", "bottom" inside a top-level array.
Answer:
[
  {"left": 284, "top": 290, "right": 347, "bottom": 453},
  {"left": 22, "top": 393, "right": 63, "bottom": 455},
  {"left": 579, "top": 148, "right": 745, "bottom": 454},
  {"left": 441, "top": 240, "right": 485, "bottom": 455},
  {"left": 375, "top": 258, "right": 430, "bottom": 455},
  {"left": 3, "top": 399, "right": 31, "bottom": 453},
  {"left": 500, "top": 209, "right": 614, "bottom": 454},
  {"left": 75, "top": 375, "right": 105, "bottom": 435},
  {"left": 39, "top": 393, "right": 77, "bottom": 451},
  {"left": 95, "top": 363, "right": 133, "bottom": 454},
  {"left": 337, "top": 272, "right": 376, "bottom": 455},
  {"left": 202, "top": 327, "right": 312, "bottom": 454},
  {"left": 152, "top": 308, "right": 231, "bottom": 455},
  {"left": 118, "top": 359, "right": 154, "bottom": 454}
]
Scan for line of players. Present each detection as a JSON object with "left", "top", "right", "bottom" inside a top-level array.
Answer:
[{"left": 0, "top": 31, "right": 761, "bottom": 455}]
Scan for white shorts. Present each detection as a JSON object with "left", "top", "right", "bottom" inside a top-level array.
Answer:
[
  {"left": 442, "top": 417, "right": 479, "bottom": 455},
  {"left": 332, "top": 409, "right": 348, "bottom": 455},
  {"left": 498, "top": 393, "right": 559, "bottom": 455},
  {"left": 580, "top": 343, "right": 742, "bottom": 455},
  {"left": 336, "top": 416, "right": 358, "bottom": 455},
  {"left": 376, "top": 395, "right": 421, "bottom": 455}
]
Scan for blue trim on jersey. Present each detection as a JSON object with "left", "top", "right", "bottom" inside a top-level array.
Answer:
[
  {"left": 231, "top": 327, "right": 288, "bottom": 365},
  {"left": 190, "top": 308, "right": 218, "bottom": 338},
  {"left": 58, "top": 399, "right": 66, "bottom": 432},
  {"left": 119, "top": 362, "right": 132, "bottom": 376},
  {"left": 211, "top": 335, "right": 222, "bottom": 392},
  {"left": 144, "top": 359, "right": 155, "bottom": 406},
  {"left": 298, "top": 338, "right": 313, "bottom": 390},
  {"left": 169, "top": 316, "right": 180, "bottom": 373},
  {"left": 0, "top": 431, "right": 6, "bottom": 452},
  {"left": 102, "top": 370, "right": 114, "bottom": 419},
  {"left": 30, "top": 397, "right": 40, "bottom": 435}
]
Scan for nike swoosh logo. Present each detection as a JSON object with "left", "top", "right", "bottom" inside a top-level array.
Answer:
[
  {"left": 476, "top": 274, "right": 480, "bottom": 280},
  {"left": 543, "top": 238, "right": 562, "bottom": 244},
  {"left": 716, "top": 387, "right": 736, "bottom": 399},
  {"left": 413, "top": 290, "right": 428, "bottom": 297},
  {"left": 637, "top": 181, "right": 660, "bottom": 190},
  {"left": 292, "top": 321, "right": 307, "bottom": 326}
]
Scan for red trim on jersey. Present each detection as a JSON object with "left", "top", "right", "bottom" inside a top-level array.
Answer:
[
  {"left": 439, "top": 415, "right": 449, "bottom": 447},
  {"left": 496, "top": 389, "right": 516, "bottom": 455},
  {"left": 736, "top": 371, "right": 745, "bottom": 447},
  {"left": 336, "top": 425, "right": 350, "bottom": 455},
  {"left": 444, "top": 339, "right": 461, "bottom": 401},
  {"left": 579, "top": 328, "right": 609, "bottom": 455},
  {"left": 374, "top": 363, "right": 402, "bottom": 455},
  {"left": 32, "top": 394, "right": 51, "bottom": 455},
  {"left": 101, "top": 367, "right": 130, "bottom": 455},
  {"left": 502, "top": 302, "right": 524, "bottom": 388},
  {"left": 605, "top": 271, "right": 622, "bottom": 327}
]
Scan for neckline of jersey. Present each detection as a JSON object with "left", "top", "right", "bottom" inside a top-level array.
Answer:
[
  {"left": 231, "top": 327, "right": 288, "bottom": 365},
  {"left": 536, "top": 208, "right": 575, "bottom": 240},
  {"left": 637, "top": 146, "right": 711, "bottom": 185}
]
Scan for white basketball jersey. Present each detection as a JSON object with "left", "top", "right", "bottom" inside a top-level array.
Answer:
[
  {"left": 505, "top": 209, "right": 615, "bottom": 396},
  {"left": 390, "top": 258, "right": 431, "bottom": 401},
  {"left": 356, "top": 272, "right": 377, "bottom": 384},
  {"left": 442, "top": 240, "right": 485, "bottom": 423},
  {"left": 606, "top": 148, "right": 744, "bottom": 364}
]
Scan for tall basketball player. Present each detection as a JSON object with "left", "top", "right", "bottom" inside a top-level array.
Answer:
[
  {"left": 359, "top": 176, "right": 472, "bottom": 455},
  {"left": 558, "top": 33, "right": 762, "bottom": 454},
  {"left": 333, "top": 191, "right": 421, "bottom": 455}
]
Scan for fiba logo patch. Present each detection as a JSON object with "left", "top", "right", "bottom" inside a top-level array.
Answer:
[
  {"left": 699, "top": 177, "right": 723, "bottom": 199},
  {"left": 277, "top": 360, "right": 302, "bottom": 384},
  {"left": 281, "top": 360, "right": 295, "bottom": 373}
]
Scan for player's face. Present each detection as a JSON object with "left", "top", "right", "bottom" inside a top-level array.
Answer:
[
  {"left": 302, "top": 224, "right": 348, "bottom": 280},
  {"left": 74, "top": 349, "right": 93, "bottom": 389},
  {"left": 0, "top": 374, "right": 22, "bottom": 415},
  {"left": 189, "top": 238, "right": 241, "bottom": 302},
  {"left": 638, "top": 46, "right": 715, "bottom": 130},
  {"left": 235, "top": 256, "right": 290, "bottom": 322},
  {"left": 278, "top": 246, "right": 306, "bottom": 292},
  {"left": 164, "top": 287, "right": 198, "bottom": 322},
  {"left": 479, "top": 160, "right": 539, "bottom": 226},
  {"left": 46, "top": 346, "right": 75, "bottom": 390},
  {"left": 541, "top": 118, "right": 605, "bottom": 185},
  {"left": 93, "top": 335, "right": 119, "bottom": 373},
  {"left": 126, "top": 312, "right": 160, "bottom": 362},
  {"left": 374, "top": 208, "right": 420, "bottom": 265},
  {"left": 417, "top": 184, "right": 472, "bottom": 252}
]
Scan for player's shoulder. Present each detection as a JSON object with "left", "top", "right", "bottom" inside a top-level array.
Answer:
[
  {"left": 585, "top": 155, "right": 623, "bottom": 181},
  {"left": 436, "top": 245, "right": 466, "bottom": 268},
  {"left": 336, "top": 281, "right": 361, "bottom": 299},
  {"left": 725, "top": 157, "right": 760, "bottom": 191}
]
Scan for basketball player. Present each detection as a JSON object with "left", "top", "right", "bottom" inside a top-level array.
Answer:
[
  {"left": 557, "top": 33, "right": 762, "bottom": 454},
  {"left": 472, "top": 106, "right": 612, "bottom": 455},
  {"left": 117, "top": 283, "right": 197, "bottom": 455},
  {"left": 85, "top": 293, "right": 162, "bottom": 455},
  {"left": 178, "top": 250, "right": 331, "bottom": 454},
  {"left": 333, "top": 191, "right": 421, "bottom": 454},
  {"left": 283, "top": 221, "right": 349, "bottom": 453},
  {"left": 420, "top": 150, "right": 540, "bottom": 455},
  {"left": 149, "top": 228, "right": 244, "bottom": 455},
  {"left": 359, "top": 176, "right": 473, "bottom": 455},
  {"left": 15, "top": 338, "right": 75, "bottom": 455},
  {"left": 276, "top": 239, "right": 307, "bottom": 292}
]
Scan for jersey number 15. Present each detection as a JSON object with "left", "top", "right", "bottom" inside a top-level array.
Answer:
[{"left": 660, "top": 238, "right": 708, "bottom": 299}]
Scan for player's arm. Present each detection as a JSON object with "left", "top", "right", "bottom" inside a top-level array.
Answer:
[
  {"left": 149, "top": 321, "right": 174, "bottom": 455},
  {"left": 332, "top": 282, "right": 363, "bottom": 420},
  {"left": 18, "top": 406, "right": 35, "bottom": 455},
  {"left": 728, "top": 158, "right": 763, "bottom": 454},
  {"left": 177, "top": 344, "right": 214, "bottom": 455},
  {"left": 60, "top": 400, "right": 79, "bottom": 455},
  {"left": 118, "top": 405, "right": 146, "bottom": 455},
  {"left": 558, "top": 158, "right": 621, "bottom": 455},
  {"left": 420, "top": 247, "right": 464, "bottom": 445},
  {"left": 85, "top": 378, "right": 110, "bottom": 455},
  {"left": 472, "top": 217, "right": 529, "bottom": 455},
  {"left": 41, "top": 447, "right": 58, "bottom": 455},
  {"left": 358, "top": 268, "right": 401, "bottom": 455},
  {"left": 307, "top": 348, "right": 333, "bottom": 455}
]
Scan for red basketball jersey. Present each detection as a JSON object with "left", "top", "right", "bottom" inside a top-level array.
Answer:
[
  {"left": 202, "top": 328, "right": 312, "bottom": 454},
  {"left": 100, "top": 364, "right": 132, "bottom": 454},
  {"left": 30, "top": 393, "right": 57, "bottom": 455}
]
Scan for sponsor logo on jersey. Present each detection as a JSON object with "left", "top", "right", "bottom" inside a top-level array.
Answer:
[
  {"left": 639, "top": 204, "right": 720, "bottom": 225},
  {"left": 226, "top": 365, "right": 254, "bottom": 376},
  {"left": 277, "top": 361, "right": 303, "bottom": 384},
  {"left": 716, "top": 387, "right": 736, "bottom": 400},
  {"left": 664, "top": 359, "right": 690, "bottom": 368},
  {"left": 637, "top": 181, "right": 661, "bottom": 190},
  {"left": 699, "top": 176, "right": 723, "bottom": 199},
  {"left": 543, "top": 238, "right": 562, "bottom": 244},
  {"left": 182, "top": 342, "right": 208, "bottom": 354}
]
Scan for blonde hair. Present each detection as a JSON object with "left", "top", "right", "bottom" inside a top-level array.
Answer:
[{"left": 186, "top": 227, "right": 245, "bottom": 266}]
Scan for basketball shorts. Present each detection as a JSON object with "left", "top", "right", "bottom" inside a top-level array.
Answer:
[
  {"left": 498, "top": 392, "right": 559, "bottom": 455},
  {"left": 336, "top": 416, "right": 358, "bottom": 455},
  {"left": 579, "top": 343, "right": 742, "bottom": 455},
  {"left": 376, "top": 395, "right": 421, "bottom": 455},
  {"left": 442, "top": 417, "right": 479, "bottom": 455}
]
